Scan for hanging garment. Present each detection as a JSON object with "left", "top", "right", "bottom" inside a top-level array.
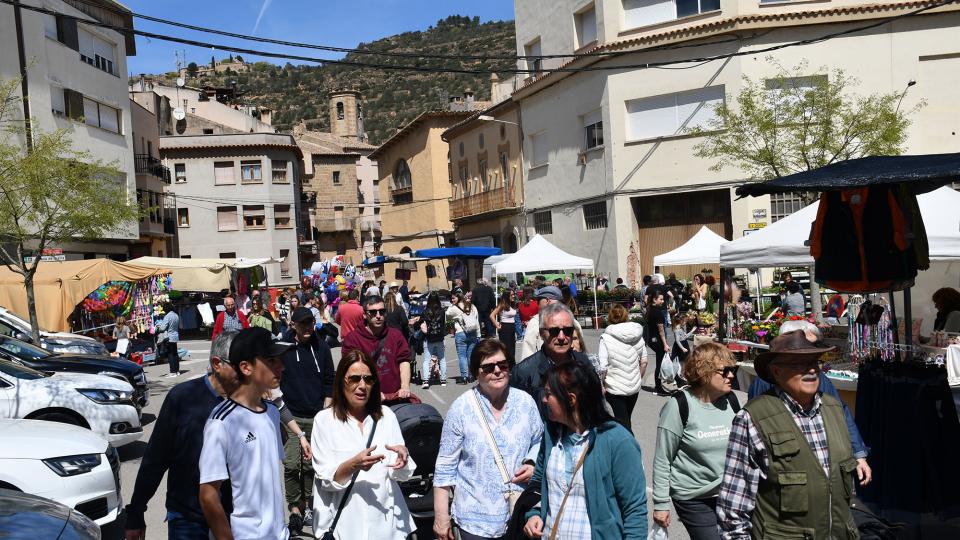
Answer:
[{"left": 809, "top": 186, "right": 920, "bottom": 293}]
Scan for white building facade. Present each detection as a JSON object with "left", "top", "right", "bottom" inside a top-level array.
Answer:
[{"left": 513, "top": 0, "right": 960, "bottom": 283}]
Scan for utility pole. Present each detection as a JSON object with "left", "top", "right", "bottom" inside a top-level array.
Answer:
[{"left": 13, "top": 0, "right": 33, "bottom": 150}]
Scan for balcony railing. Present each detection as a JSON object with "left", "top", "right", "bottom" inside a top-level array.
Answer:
[
  {"left": 315, "top": 217, "right": 357, "bottom": 233},
  {"left": 135, "top": 154, "right": 171, "bottom": 183},
  {"left": 449, "top": 185, "right": 520, "bottom": 220}
]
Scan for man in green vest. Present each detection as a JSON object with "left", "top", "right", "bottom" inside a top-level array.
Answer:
[{"left": 717, "top": 330, "right": 864, "bottom": 539}]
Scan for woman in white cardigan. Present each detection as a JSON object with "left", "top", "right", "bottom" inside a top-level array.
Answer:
[{"left": 598, "top": 304, "right": 647, "bottom": 434}]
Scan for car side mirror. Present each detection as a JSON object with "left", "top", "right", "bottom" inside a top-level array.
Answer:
[{"left": 14, "top": 331, "right": 31, "bottom": 343}]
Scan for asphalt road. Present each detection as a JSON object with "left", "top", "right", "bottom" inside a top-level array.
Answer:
[{"left": 118, "top": 330, "right": 720, "bottom": 539}]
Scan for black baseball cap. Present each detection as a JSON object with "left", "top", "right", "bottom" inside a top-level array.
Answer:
[
  {"left": 229, "top": 327, "right": 294, "bottom": 366},
  {"left": 290, "top": 306, "right": 315, "bottom": 324}
]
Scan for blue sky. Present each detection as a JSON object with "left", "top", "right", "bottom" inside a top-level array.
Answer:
[{"left": 124, "top": 0, "right": 516, "bottom": 75}]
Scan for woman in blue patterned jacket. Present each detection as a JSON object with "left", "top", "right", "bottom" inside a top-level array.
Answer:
[{"left": 433, "top": 339, "right": 543, "bottom": 540}]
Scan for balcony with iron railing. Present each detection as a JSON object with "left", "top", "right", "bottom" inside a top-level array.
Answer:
[
  {"left": 135, "top": 154, "right": 171, "bottom": 183},
  {"left": 449, "top": 182, "right": 521, "bottom": 221},
  {"left": 315, "top": 216, "right": 357, "bottom": 233}
]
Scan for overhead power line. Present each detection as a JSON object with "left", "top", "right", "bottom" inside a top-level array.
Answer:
[{"left": 4, "top": 0, "right": 956, "bottom": 75}]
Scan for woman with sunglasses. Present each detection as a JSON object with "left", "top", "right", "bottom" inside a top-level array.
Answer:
[
  {"left": 651, "top": 342, "right": 739, "bottom": 540},
  {"left": 434, "top": 339, "right": 543, "bottom": 540},
  {"left": 523, "top": 359, "right": 648, "bottom": 540},
  {"left": 310, "top": 349, "right": 416, "bottom": 539}
]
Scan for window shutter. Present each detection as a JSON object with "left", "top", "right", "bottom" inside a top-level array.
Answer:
[
  {"left": 64, "top": 89, "right": 84, "bottom": 121},
  {"left": 57, "top": 16, "right": 79, "bottom": 51}
]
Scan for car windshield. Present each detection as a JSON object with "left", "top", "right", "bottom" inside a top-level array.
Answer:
[
  {"left": 0, "top": 359, "right": 47, "bottom": 380},
  {"left": 0, "top": 310, "right": 32, "bottom": 333},
  {"left": 0, "top": 337, "right": 52, "bottom": 360}
]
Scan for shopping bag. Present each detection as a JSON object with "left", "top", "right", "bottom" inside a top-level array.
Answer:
[
  {"left": 660, "top": 356, "right": 677, "bottom": 382},
  {"left": 647, "top": 523, "right": 669, "bottom": 540}
]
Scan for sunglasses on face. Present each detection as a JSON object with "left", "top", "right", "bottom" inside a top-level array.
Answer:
[
  {"left": 780, "top": 361, "right": 823, "bottom": 373},
  {"left": 365, "top": 308, "right": 386, "bottom": 317},
  {"left": 345, "top": 374, "right": 376, "bottom": 386},
  {"left": 715, "top": 366, "right": 739, "bottom": 378},
  {"left": 479, "top": 360, "right": 511, "bottom": 374},
  {"left": 544, "top": 326, "right": 575, "bottom": 338}
]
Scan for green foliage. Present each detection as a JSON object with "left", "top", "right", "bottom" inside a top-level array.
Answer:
[
  {"left": 186, "top": 62, "right": 198, "bottom": 77},
  {"left": 689, "top": 59, "right": 924, "bottom": 182},
  {"left": 0, "top": 77, "right": 140, "bottom": 341}
]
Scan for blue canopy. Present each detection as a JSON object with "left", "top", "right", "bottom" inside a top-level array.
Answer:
[
  {"left": 414, "top": 247, "right": 502, "bottom": 259},
  {"left": 362, "top": 256, "right": 388, "bottom": 267}
]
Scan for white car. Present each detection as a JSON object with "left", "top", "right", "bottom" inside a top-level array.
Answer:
[
  {"left": 0, "top": 358, "right": 142, "bottom": 446},
  {"left": 0, "top": 306, "right": 108, "bottom": 355},
  {"left": 0, "top": 418, "right": 123, "bottom": 530}
]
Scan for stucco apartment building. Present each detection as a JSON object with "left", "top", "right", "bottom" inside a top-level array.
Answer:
[
  {"left": 129, "top": 89, "right": 178, "bottom": 258},
  {"left": 513, "top": 0, "right": 960, "bottom": 282},
  {"left": 159, "top": 133, "right": 302, "bottom": 286},
  {"left": 292, "top": 90, "right": 380, "bottom": 267},
  {"left": 370, "top": 110, "right": 476, "bottom": 290},
  {"left": 0, "top": 0, "right": 138, "bottom": 260}
]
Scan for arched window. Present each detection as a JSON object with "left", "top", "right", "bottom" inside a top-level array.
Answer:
[
  {"left": 336, "top": 102, "right": 344, "bottom": 120},
  {"left": 392, "top": 159, "right": 413, "bottom": 204}
]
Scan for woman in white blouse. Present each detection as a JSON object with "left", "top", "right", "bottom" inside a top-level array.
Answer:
[
  {"left": 433, "top": 339, "right": 543, "bottom": 540},
  {"left": 311, "top": 349, "right": 416, "bottom": 540}
]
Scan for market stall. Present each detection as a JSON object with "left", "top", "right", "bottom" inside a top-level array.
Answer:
[
  {"left": 413, "top": 246, "right": 502, "bottom": 290},
  {"left": 653, "top": 225, "right": 728, "bottom": 267},
  {"left": 0, "top": 259, "right": 171, "bottom": 333}
]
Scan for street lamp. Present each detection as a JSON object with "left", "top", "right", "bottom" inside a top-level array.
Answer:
[
  {"left": 477, "top": 115, "right": 520, "bottom": 126},
  {"left": 896, "top": 79, "right": 917, "bottom": 114}
]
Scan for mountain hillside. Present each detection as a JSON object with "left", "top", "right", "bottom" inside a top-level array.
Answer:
[{"left": 155, "top": 16, "right": 516, "bottom": 144}]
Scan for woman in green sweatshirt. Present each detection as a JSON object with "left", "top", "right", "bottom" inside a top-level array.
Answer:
[{"left": 652, "top": 342, "right": 739, "bottom": 540}]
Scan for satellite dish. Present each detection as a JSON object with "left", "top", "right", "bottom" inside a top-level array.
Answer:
[
  {"left": 173, "top": 107, "right": 186, "bottom": 121},
  {"left": 176, "top": 77, "right": 185, "bottom": 87}
]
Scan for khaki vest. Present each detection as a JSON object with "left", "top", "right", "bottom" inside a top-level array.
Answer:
[{"left": 743, "top": 393, "right": 860, "bottom": 540}]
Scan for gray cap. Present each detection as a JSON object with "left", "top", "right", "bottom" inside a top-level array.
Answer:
[{"left": 535, "top": 285, "right": 563, "bottom": 301}]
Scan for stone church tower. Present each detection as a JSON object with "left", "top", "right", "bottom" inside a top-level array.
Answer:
[{"left": 328, "top": 90, "right": 362, "bottom": 140}]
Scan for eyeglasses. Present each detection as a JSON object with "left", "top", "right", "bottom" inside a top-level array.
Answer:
[
  {"left": 365, "top": 308, "right": 386, "bottom": 317},
  {"left": 715, "top": 366, "right": 739, "bottom": 378},
  {"left": 544, "top": 326, "right": 575, "bottom": 338},
  {"left": 345, "top": 374, "right": 376, "bottom": 386},
  {"left": 779, "top": 360, "right": 823, "bottom": 373},
  {"left": 479, "top": 360, "right": 511, "bottom": 374}
]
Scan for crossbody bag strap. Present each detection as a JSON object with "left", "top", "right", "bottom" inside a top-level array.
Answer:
[
  {"left": 468, "top": 389, "right": 511, "bottom": 485},
  {"left": 326, "top": 419, "right": 378, "bottom": 535},
  {"left": 548, "top": 440, "right": 589, "bottom": 540},
  {"left": 372, "top": 334, "right": 387, "bottom": 363}
]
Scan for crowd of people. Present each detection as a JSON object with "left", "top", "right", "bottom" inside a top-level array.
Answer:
[{"left": 123, "top": 273, "right": 899, "bottom": 540}]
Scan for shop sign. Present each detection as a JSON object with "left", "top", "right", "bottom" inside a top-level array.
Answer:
[
  {"left": 23, "top": 255, "right": 66, "bottom": 263},
  {"left": 748, "top": 222, "right": 767, "bottom": 230}
]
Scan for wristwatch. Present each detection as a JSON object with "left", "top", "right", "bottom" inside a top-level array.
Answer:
[{"left": 297, "top": 432, "right": 307, "bottom": 440}]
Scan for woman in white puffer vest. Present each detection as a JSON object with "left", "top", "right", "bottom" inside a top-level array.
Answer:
[{"left": 598, "top": 304, "right": 647, "bottom": 433}]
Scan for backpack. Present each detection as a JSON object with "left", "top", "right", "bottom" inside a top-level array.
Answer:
[
  {"left": 673, "top": 389, "right": 741, "bottom": 426},
  {"left": 389, "top": 402, "right": 443, "bottom": 477}
]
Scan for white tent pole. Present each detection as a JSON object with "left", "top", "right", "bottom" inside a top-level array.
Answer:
[{"left": 592, "top": 263, "right": 599, "bottom": 329}]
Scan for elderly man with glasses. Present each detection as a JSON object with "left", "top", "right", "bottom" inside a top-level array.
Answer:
[
  {"left": 509, "top": 302, "right": 592, "bottom": 419},
  {"left": 342, "top": 295, "right": 413, "bottom": 404},
  {"left": 717, "top": 330, "right": 866, "bottom": 539}
]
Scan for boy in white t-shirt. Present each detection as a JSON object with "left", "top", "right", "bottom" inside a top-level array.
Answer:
[{"left": 199, "top": 327, "right": 294, "bottom": 540}]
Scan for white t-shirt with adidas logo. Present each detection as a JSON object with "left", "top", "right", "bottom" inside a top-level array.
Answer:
[{"left": 200, "top": 398, "right": 288, "bottom": 540}]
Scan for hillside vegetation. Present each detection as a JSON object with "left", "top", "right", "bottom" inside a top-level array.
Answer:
[{"left": 163, "top": 16, "right": 516, "bottom": 144}]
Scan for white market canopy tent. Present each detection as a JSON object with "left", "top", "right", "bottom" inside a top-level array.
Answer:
[
  {"left": 128, "top": 256, "right": 283, "bottom": 292},
  {"left": 653, "top": 226, "right": 728, "bottom": 266},
  {"left": 719, "top": 186, "right": 960, "bottom": 267}
]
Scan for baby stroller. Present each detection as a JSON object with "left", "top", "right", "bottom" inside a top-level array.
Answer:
[{"left": 389, "top": 401, "right": 444, "bottom": 539}]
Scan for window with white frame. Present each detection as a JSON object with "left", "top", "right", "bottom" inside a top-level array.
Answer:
[
  {"left": 533, "top": 211, "right": 553, "bottom": 235},
  {"left": 82, "top": 98, "right": 120, "bottom": 133},
  {"left": 626, "top": 85, "right": 724, "bottom": 140},
  {"left": 583, "top": 201, "right": 608, "bottom": 229},
  {"left": 576, "top": 5, "right": 598, "bottom": 49},
  {"left": 770, "top": 192, "right": 805, "bottom": 222},
  {"left": 240, "top": 160, "right": 262, "bottom": 183},
  {"left": 765, "top": 75, "right": 827, "bottom": 124},
  {"left": 583, "top": 109, "right": 603, "bottom": 149},
  {"left": 78, "top": 28, "right": 116, "bottom": 75},
  {"left": 214, "top": 162, "right": 235, "bottom": 185},
  {"left": 530, "top": 131, "right": 549, "bottom": 167},
  {"left": 177, "top": 208, "right": 189, "bottom": 227},
  {"left": 271, "top": 160, "right": 288, "bottom": 183},
  {"left": 524, "top": 39, "right": 543, "bottom": 76},
  {"left": 43, "top": 13, "right": 58, "bottom": 40},
  {"left": 217, "top": 206, "right": 238, "bottom": 231},
  {"left": 243, "top": 205, "right": 266, "bottom": 229},
  {"left": 622, "top": 0, "right": 720, "bottom": 30},
  {"left": 174, "top": 163, "right": 186, "bottom": 183}
]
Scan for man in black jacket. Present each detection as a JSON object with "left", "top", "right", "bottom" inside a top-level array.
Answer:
[
  {"left": 125, "top": 331, "right": 240, "bottom": 540},
  {"left": 510, "top": 302, "right": 592, "bottom": 419},
  {"left": 280, "top": 307, "right": 335, "bottom": 534},
  {"left": 471, "top": 277, "right": 496, "bottom": 338}
]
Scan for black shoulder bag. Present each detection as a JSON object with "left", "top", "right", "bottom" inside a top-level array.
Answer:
[{"left": 321, "top": 419, "right": 378, "bottom": 540}]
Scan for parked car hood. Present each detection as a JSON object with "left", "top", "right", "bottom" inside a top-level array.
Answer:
[
  {"left": 0, "top": 419, "right": 108, "bottom": 458},
  {"left": 41, "top": 353, "right": 141, "bottom": 374},
  {"left": 43, "top": 371, "right": 133, "bottom": 392}
]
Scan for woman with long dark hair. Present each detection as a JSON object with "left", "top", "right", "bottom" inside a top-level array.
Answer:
[
  {"left": 420, "top": 291, "right": 448, "bottom": 389},
  {"left": 645, "top": 290, "right": 670, "bottom": 396},
  {"left": 523, "top": 360, "right": 648, "bottom": 539},
  {"left": 490, "top": 290, "right": 518, "bottom": 361}
]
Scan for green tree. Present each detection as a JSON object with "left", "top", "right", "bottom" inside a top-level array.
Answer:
[
  {"left": 186, "top": 61, "right": 198, "bottom": 77},
  {"left": 0, "top": 78, "right": 140, "bottom": 342},
  {"left": 690, "top": 59, "right": 922, "bottom": 193}
]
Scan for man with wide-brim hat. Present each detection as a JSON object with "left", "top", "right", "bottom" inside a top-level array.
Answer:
[{"left": 717, "top": 330, "right": 861, "bottom": 539}]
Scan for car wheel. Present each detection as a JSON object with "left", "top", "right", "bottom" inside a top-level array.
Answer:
[{"left": 33, "top": 412, "right": 84, "bottom": 427}]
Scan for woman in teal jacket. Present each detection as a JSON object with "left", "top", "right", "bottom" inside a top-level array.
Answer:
[{"left": 523, "top": 360, "right": 648, "bottom": 539}]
